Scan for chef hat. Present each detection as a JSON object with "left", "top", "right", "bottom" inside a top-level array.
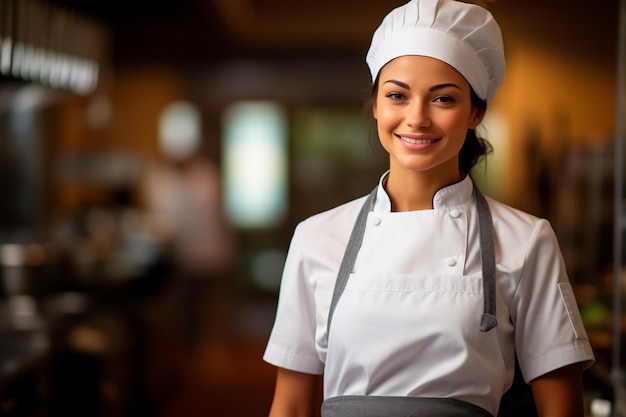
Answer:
[{"left": 366, "top": 0, "right": 505, "bottom": 102}]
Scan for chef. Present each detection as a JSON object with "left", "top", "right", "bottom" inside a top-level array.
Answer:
[{"left": 263, "top": 1, "right": 595, "bottom": 416}]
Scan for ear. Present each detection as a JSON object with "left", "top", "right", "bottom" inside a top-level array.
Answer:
[
  {"left": 469, "top": 108, "right": 485, "bottom": 129},
  {"left": 372, "top": 101, "right": 378, "bottom": 120}
]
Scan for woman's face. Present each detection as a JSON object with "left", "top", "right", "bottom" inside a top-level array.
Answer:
[{"left": 373, "top": 55, "right": 483, "bottom": 179}]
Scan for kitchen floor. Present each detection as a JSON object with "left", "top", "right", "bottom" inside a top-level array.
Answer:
[
  {"left": 152, "top": 281, "right": 280, "bottom": 417},
  {"left": 158, "top": 338, "right": 276, "bottom": 417}
]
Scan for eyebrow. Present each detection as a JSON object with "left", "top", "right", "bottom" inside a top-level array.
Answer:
[{"left": 383, "top": 80, "right": 462, "bottom": 92}]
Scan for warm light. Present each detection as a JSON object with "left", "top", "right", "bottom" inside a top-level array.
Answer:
[{"left": 158, "top": 101, "right": 202, "bottom": 161}]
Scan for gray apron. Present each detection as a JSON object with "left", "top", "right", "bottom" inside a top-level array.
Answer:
[{"left": 322, "top": 184, "right": 497, "bottom": 417}]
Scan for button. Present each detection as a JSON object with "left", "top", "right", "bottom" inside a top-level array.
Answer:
[
  {"left": 371, "top": 216, "right": 381, "bottom": 226},
  {"left": 450, "top": 209, "right": 461, "bottom": 218},
  {"left": 446, "top": 258, "right": 457, "bottom": 267}
]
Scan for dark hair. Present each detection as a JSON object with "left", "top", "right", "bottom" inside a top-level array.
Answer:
[
  {"left": 365, "top": 77, "right": 492, "bottom": 174},
  {"left": 459, "top": 89, "right": 491, "bottom": 174}
]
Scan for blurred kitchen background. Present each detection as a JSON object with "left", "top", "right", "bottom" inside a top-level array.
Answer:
[{"left": 0, "top": 0, "right": 625, "bottom": 416}]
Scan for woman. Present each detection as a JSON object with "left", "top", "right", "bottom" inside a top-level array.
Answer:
[{"left": 263, "top": 1, "right": 595, "bottom": 416}]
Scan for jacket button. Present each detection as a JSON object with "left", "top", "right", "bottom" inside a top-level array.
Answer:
[
  {"left": 446, "top": 258, "right": 457, "bottom": 267},
  {"left": 450, "top": 209, "right": 461, "bottom": 218},
  {"left": 371, "top": 216, "right": 381, "bottom": 226}
]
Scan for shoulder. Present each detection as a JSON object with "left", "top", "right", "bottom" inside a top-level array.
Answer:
[
  {"left": 297, "top": 195, "right": 369, "bottom": 233},
  {"left": 486, "top": 197, "right": 547, "bottom": 230},
  {"left": 485, "top": 197, "right": 558, "bottom": 249},
  {"left": 294, "top": 195, "right": 369, "bottom": 249}
]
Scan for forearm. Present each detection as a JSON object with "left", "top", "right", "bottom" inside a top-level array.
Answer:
[
  {"left": 530, "top": 363, "right": 585, "bottom": 417},
  {"left": 268, "top": 368, "right": 321, "bottom": 417}
]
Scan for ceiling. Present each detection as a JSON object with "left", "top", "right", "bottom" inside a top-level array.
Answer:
[
  {"left": 51, "top": 0, "right": 497, "bottom": 66},
  {"left": 47, "top": 0, "right": 619, "bottom": 78}
]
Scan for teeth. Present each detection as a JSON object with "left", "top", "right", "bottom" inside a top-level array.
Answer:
[{"left": 400, "top": 136, "right": 437, "bottom": 144}]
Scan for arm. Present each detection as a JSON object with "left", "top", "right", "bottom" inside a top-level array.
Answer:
[
  {"left": 268, "top": 368, "right": 321, "bottom": 417},
  {"left": 530, "top": 363, "right": 584, "bottom": 417}
]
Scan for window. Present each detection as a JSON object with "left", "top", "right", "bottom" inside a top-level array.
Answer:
[{"left": 222, "top": 101, "right": 287, "bottom": 229}]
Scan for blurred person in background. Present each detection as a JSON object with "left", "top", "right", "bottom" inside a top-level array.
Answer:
[
  {"left": 263, "top": 1, "right": 594, "bottom": 416},
  {"left": 142, "top": 101, "right": 234, "bottom": 351}
]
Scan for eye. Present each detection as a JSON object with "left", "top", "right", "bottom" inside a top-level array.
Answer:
[
  {"left": 386, "top": 92, "right": 406, "bottom": 100},
  {"left": 434, "top": 95, "right": 455, "bottom": 103}
]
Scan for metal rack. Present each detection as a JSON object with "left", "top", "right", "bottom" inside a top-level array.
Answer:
[{"left": 613, "top": 0, "right": 626, "bottom": 415}]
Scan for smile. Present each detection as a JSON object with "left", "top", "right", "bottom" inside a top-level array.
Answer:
[{"left": 398, "top": 136, "right": 440, "bottom": 145}]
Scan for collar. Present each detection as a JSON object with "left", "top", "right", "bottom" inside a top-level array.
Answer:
[{"left": 374, "top": 170, "right": 474, "bottom": 212}]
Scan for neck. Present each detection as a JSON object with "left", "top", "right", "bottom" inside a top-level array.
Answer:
[{"left": 384, "top": 167, "right": 464, "bottom": 212}]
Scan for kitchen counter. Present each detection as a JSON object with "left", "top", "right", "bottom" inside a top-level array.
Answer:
[
  {"left": 0, "top": 269, "right": 179, "bottom": 416},
  {"left": 0, "top": 292, "right": 92, "bottom": 415},
  {"left": 0, "top": 330, "right": 49, "bottom": 387},
  {"left": 0, "top": 326, "right": 51, "bottom": 416}
]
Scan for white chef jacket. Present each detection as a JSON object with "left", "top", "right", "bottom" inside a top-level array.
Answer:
[{"left": 263, "top": 173, "right": 595, "bottom": 416}]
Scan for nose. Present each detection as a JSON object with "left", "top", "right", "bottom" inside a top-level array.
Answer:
[{"left": 406, "top": 100, "right": 431, "bottom": 128}]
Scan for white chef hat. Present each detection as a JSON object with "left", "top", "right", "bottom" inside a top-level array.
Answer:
[{"left": 366, "top": 0, "right": 505, "bottom": 102}]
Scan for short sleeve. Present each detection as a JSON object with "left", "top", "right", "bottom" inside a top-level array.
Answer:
[
  {"left": 511, "top": 219, "right": 595, "bottom": 382},
  {"left": 263, "top": 224, "right": 325, "bottom": 374}
]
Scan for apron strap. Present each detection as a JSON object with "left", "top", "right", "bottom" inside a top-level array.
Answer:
[
  {"left": 474, "top": 186, "right": 498, "bottom": 332},
  {"left": 327, "top": 187, "right": 378, "bottom": 336},
  {"left": 327, "top": 182, "right": 497, "bottom": 337}
]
